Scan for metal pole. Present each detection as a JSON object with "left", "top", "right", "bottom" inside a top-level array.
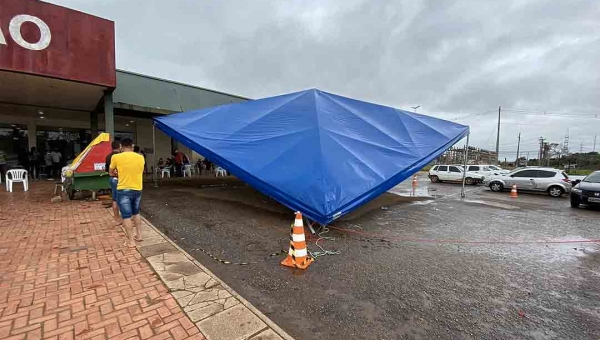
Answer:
[
  {"left": 152, "top": 123, "right": 158, "bottom": 187},
  {"left": 461, "top": 133, "right": 470, "bottom": 198},
  {"left": 495, "top": 106, "right": 501, "bottom": 165},
  {"left": 515, "top": 132, "right": 521, "bottom": 166},
  {"left": 539, "top": 137, "right": 543, "bottom": 166}
]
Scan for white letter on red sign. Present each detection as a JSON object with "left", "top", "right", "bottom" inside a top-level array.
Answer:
[
  {"left": 9, "top": 14, "right": 51, "bottom": 51},
  {"left": 0, "top": 27, "right": 6, "bottom": 46}
]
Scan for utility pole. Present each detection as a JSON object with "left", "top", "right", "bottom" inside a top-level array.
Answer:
[
  {"left": 576, "top": 142, "right": 583, "bottom": 170},
  {"left": 515, "top": 132, "right": 521, "bottom": 166},
  {"left": 495, "top": 106, "right": 501, "bottom": 165},
  {"left": 538, "top": 137, "right": 545, "bottom": 166}
]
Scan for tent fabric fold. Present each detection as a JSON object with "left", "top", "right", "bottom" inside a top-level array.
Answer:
[{"left": 154, "top": 89, "right": 468, "bottom": 224}]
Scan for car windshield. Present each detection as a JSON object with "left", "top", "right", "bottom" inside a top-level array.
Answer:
[
  {"left": 489, "top": 166, "right": 501, "bottom": 170},
  {"left": 583, "top": 172, "right": 600, "bottom": 183}
]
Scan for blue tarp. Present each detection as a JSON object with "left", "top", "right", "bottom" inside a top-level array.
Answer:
[{"left": 154, "top": 89, "right": 468, "bottom": 224}]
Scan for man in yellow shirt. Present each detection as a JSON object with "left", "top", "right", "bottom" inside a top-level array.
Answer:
[{"left": 109, "top": 138, "right": 145, "bottom": 247}]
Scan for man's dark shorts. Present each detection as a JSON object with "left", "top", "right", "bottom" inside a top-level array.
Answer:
[
  {"left": 117, "top": 190, "right": 142, "bottom": 219},
  {"left": 109, "top": 177, "right": 118, "bottom": 201}
]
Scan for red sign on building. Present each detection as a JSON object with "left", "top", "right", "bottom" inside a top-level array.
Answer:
[{"left": 0, "top": 0, "right": 116, "bottom": 87}]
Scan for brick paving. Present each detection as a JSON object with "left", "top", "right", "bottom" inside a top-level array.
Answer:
[{"left": 0, "top": 183, "right": 205, "bottom": 340}]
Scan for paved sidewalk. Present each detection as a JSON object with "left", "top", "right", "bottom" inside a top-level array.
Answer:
[
  {"left": 0, "top": 183, "right": 289, "bottom": 340},
  {"left": 136, "top": 220, "right": 290, "bottom": 340}
]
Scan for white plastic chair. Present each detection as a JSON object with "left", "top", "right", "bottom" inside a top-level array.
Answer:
[
  {"left": 161, "top": 166, "right": 171, "bottom": 179},
  {"left": 183, "top": 164, "right": 192, "bottom": 177},
  {"left": 6, "top": 169, "right": 28, "bottom": 192},
  {"left": 215, "top": 167, "right": 227, "bottom": 177}
]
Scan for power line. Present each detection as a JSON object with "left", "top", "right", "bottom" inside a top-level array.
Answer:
[
  {"left": 436, "top": 108, "right": 600, "bottom": 121},
  {"left": 503, "top": 107, "right": 600, "bottom": 116},
  {"left": 502, "top": 108, "right": 599, "bottom": 119},
  {"left": 451, "top": 109, "right": 498, "bottom": 121}
]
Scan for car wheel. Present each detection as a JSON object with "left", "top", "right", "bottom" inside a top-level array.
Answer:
[
  {"left": 67, "top": 187, "right": 75, "bottom": 200},
  {"left": 490, "top": 182, "right": 503, "bottom": 192},
  {"left": 570, "top": 199, "right": 580, "bottom": 208},
  {"left": 430, "top": 175, "right": 439, "bottom": 183},
  {"left": 465, "top": 177, "right": 474, "bottom": 185},
  {"left": 548, "top": 186, "right": 564, "bottom": 198}
]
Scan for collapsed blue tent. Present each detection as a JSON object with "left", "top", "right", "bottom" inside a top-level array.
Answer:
[{"left": 154, "top": 89, "right": 468, "bottom": 224}]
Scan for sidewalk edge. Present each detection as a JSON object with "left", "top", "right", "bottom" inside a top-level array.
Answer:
[{"left": 140, "top": 216, "right": 295, "bottom": 340}]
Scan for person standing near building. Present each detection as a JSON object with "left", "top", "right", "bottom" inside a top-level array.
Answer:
[
  {"left": 109, "top": 139, "right": 145, "bottom": 247},
  {"left": 29, "top": 147, "right": 41, "bottom": 180},
  {"left": 0, "top": 149, "right": 7, "bottom": 182},
  {"left": 134, "top": 145, "right": 148, "bottom": 174},
  {"left": 105, "top": 141, "right": 121, "bottom": 226},
  {"left": 173, "top": 149, "right": 184, "bottom": 177},
  {"left": 44, "top": 151, "right": 52, "bottom": 179},
  {"left": 50, "top": 149, "right": 62, "bottom": 179},
  {"left": 141, "top": 149, "right": 148, "bottom": 175}
]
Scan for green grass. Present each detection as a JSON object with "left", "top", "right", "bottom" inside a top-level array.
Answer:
[{"left": 567, "top": 169, "right": 595, "bottom": 176}]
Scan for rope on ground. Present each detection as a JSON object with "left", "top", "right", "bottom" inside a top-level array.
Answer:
[
  {"left": 267, "top": 250, "right": 288, "bottom": 258},
  {"left": 193, "top": 246, "right": 251, "bottom": 265},
  {"left": 308, "top": 225, "right": 341, "bottom": 259},
  {"left": 193, "top": 246, "right": 290, "bottom": 266}
]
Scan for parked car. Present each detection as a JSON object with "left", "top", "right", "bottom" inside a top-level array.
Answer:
[
  {"left": 429, "top": 165, "right": 485, "bottom": 185},
  {"left": 570, "top": 171, "right": 600, "bottom": 208},
  {"left": 486, "top": 167, "right": 571, "bottom": 197},
  {"left": 463, "top": 164, "right": 510, "bottom": 177}
]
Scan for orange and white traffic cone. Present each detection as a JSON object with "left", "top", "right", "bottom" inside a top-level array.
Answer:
[
  {"left": 509, "top": 184, "right": 518, "bottom": 198},
  {"left": 281, "top": 212, "right": 314, "bottom": 270},
  {"left": 412, "top": 175, "right": 418, "bottom": 187}
]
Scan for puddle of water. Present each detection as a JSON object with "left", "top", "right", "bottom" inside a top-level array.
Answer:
[
  {"left": 463, "top": 199, "right": 519, "bottom": 210},
  {"left": 389, "top": 187, "right": 439, "bottom": 198},
  {"left": 410, "top": 200, "right": 436, "bottom": 206},
  {"left": 552, "top": 237, "right": 599, "bottom": 258}
]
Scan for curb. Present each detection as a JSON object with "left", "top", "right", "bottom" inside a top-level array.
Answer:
[{"left": 140, "top": 216, "right": 295, "bottom": 340}]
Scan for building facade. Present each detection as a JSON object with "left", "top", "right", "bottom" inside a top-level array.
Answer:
[{"left": 0, "top": 0, "right": 247, "bottom": 168}]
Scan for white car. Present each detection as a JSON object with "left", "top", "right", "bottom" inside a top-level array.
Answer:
[
  {"left": 464, "top": 165, "right": 510, "bottom": 177},
  {"left": 429, "top": 165, "right": 485, "bottom": 185},
  {"left": 486, "top": 167, "right": 572, "bottom": 197}
]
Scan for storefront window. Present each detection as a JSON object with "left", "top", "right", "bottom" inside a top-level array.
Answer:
[{"left": 0, "top": 125, "right": 28, "bottom": 166}]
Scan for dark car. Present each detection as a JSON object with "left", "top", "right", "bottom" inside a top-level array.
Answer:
[{"left": 570, "top": 171, "right": 600, "bottom": 208}]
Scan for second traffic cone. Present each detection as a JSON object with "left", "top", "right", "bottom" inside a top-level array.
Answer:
[
  {"left": 510, "top": 184, "right": 518, "bottom": 198},
  {"left": 281, "top": 212, "right": 314, "bottom": 270},
  {"left": 412, "top": 175, "right": 418, "bottom": 187}
]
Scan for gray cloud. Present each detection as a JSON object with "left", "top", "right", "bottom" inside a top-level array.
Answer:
[{"left": 49, "top": 0, "right": 600, "bottom": 157}]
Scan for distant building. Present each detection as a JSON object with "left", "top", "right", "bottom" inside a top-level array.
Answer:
[
  {"left": 0, "top": 0, "right": 247, "bottom": 166},
  {"left": 436, "top": 146, "right": 498, "bottom": 165}
]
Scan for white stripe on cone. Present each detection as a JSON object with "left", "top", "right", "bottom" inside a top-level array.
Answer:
[
  {"left": 294, "top": 219, "right": 303, "bottom": 227},
  {"left": 292, "top": 233, "right": 305, "bottom": 242},
  {"left": 292, "top": 248, "right": 307, "bottom": 257}
]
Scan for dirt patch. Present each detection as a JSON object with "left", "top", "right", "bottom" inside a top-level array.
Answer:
[
  {"left": 156, "top": 178, "right": 430, "bottom": 222},
  {"left": 142, "top": 179, "right": 600, "bottom": 340}
]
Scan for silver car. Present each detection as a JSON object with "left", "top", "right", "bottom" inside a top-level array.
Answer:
[{"left": 486, "top": 167, "right": 572, "bottom": 197}]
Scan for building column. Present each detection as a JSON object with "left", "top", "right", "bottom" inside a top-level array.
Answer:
[
  {"left": 27, "top": 120, "right": 36, "bottom": 150},
  {"left": 104, "top": 90, "right": 115, "bottom": 138},
  {"left": 90, "top": 111, "right": 99, "bottom": 137}
]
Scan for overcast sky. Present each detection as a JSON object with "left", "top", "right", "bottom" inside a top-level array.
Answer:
[{"left": 48, "top": 0, "right": 600, "bottom": 159}]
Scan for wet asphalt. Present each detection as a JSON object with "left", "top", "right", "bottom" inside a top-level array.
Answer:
[{"left": 141, "top": 177, "right": 600, "bottom": 340}]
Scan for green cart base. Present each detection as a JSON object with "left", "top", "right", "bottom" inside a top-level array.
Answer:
[{"left": 65, "top": 171, "right": 110, "bottom": 200}]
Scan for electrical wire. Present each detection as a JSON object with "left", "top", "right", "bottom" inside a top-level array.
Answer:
[
  {"left": 308, "top": 225, "right": 340, "bottom": 259},
  {"left": 502, "top": 108, "right": 599, "bottom": 119},
  {"left": 451, "top": 109, "right": 498, "bottom": 121}
]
